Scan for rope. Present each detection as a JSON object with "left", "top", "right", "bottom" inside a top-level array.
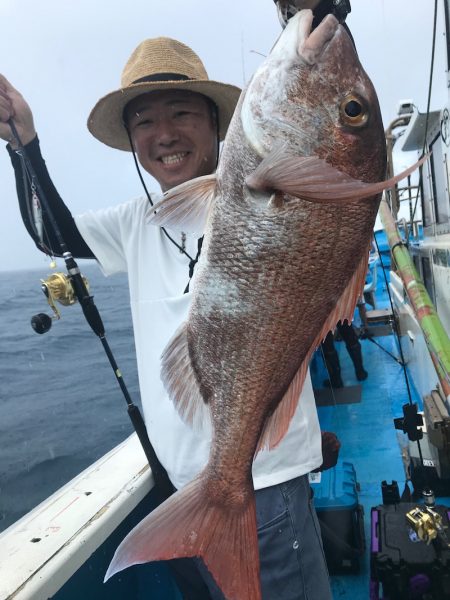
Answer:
[
  {"left": 411, "top": 0, "right": 438, "bottom": 224},
  {"left": 421, "top": 0, "right": 439, "bottom": 158}
]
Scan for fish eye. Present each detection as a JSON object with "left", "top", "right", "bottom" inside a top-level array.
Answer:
[{"left": 340, "top": 95, "right": 368, "bottom": 127}]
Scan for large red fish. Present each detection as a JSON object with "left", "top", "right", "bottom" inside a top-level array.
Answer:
[{"left": 106, "top": 10, "right": 421, "bottom": 599}]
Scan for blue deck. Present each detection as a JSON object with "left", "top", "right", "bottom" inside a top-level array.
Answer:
[
  {"left": 316, "top": 333, "right": 415, "bottom": 598},
  {"left": 311, "top": 256, "right": 450, "bottom": 598}
]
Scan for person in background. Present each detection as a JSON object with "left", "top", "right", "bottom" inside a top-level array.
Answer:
[{"left": 322, "top": 321, "right": 368, "bottom": 389}]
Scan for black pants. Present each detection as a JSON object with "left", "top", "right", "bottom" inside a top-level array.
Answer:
[{"left": 322, "top": 321, "right": 359, "bottom": 354}]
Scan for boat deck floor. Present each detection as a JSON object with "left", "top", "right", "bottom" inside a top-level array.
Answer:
[{"left": 311, "top": 313, "right": 450, "bottom": 598}]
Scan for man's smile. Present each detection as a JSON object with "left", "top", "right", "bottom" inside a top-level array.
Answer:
[{"left": 159, "top": 151, "right": 190, "bottom": 165}]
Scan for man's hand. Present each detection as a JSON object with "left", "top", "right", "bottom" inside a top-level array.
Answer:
[
  {"left": 312, "top": 431, "right": 341, "bottom": 472},
  {"left": 0, "top": 75, "right": 36, "bottom": 149},
  {"left": 275, "top": 0, "right": 321, "bottom": 9},
  {"left": 275, "top": 1, "right": 321, "bottom": 28}
]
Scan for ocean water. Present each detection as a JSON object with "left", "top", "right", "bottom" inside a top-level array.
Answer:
[{"left": 0, "top": 264, "right": 140, "bottom": 532}]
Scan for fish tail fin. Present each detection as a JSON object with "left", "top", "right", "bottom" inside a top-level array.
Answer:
[{"left": 105, "top": 476, "right": 261, "bottom": 600}]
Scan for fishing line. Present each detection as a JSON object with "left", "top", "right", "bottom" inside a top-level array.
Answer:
[
  {"left": 317, "top": 344, "right": 347, "bottom": 439},
  {"left": 364, "top": 333, "right": 404, "bottom": 365},
  {"left": 8, "top": 118, "right": 174, "bottom": 499}
]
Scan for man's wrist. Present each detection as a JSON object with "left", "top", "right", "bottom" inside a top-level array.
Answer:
[{"left": 8, "top": 130, "right": 37, "bottom": 150}]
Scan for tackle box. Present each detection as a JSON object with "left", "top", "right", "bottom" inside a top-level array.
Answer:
[
  {"left": 424, "top": 391, "right": 450, "bottom": 479},
  {"left": 408, "top": 426, "right": 450, "bottom": 498},
  {"left": 370, "top": 502, "right": 450, "bottom": 599},
  {"left": 310, "top": 461, "right": 365, "bottom": 573}
]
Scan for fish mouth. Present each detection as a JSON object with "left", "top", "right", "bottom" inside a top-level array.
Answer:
[{"left": 294, "top": 9, "right": 340, "bottom": 65}]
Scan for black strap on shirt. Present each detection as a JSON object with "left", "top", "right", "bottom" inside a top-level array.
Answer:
[{"left": 184, "top": 236, "right": 204, "bottom": 294}]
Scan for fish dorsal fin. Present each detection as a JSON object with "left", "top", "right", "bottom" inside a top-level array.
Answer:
[
  {"left": 256, "top": 243, "right": 370, "bottom": 453},
  {"left": 146, "top": 174, "right": 217, "bottom": 234},
  {"left": 246, "top": 146, "right": 426, "bottom": 204},
  {"left": 160, "top": 323, "right": 211, "bottom": 431}
]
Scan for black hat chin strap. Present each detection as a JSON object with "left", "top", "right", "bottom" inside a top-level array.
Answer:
[{"left": 124, "top": 126, "right": 214, "bottom": 294}]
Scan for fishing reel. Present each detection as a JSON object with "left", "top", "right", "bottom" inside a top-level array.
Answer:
[
  {"left": 406, "top": 506, "right": 450, "bottom": 547},
  {"left": 274, "top": 0, "right": 351, "bottom": 28},
  {"left": 31, "top": 271, "right": 89, "bottom": 334}
]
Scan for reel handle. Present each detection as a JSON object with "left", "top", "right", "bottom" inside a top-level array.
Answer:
[{"left": 31, "top": 312, "right": 53, "bottom": 334}]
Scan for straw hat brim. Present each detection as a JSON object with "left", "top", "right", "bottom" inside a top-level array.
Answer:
[{"left": 87, "top": 79, "right": 242, "bottom": 151}]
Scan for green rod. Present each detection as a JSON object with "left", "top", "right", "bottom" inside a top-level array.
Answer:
[{"left": 379, "top": 198, "right": 450, "bottom": 399}]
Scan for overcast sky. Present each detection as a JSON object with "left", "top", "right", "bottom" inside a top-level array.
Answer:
[{"left": 0, "top": 0, "right": 448, "bottom": 272}]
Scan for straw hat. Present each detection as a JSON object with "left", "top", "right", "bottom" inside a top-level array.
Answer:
[{"left": 87, "top": 37, "right": 242, "bottom": 151}]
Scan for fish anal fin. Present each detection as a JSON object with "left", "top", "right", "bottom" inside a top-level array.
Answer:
[
  {"left": 256, "top": 245, "right": 370, "bottom": 453},
  {"left": 296, "top": 245, "right": 370, "bottom": 386},
  {"left": 311, "top": 241, "right": 371, "bottom": 349},
  {"left": 146, "top": 174, "right": 217, "bottom": 234},
  {"left": 246, "top": 146, "right": 427, "bottom": 204},
  {"left": 105, "top": 476, "right": 262, "bottom": 600},
  {"left": 161, "top": 323, "right": 211, "bottom": 431},
  {"left": 257, "top": 359, "right": 311, "bottom": 452}
]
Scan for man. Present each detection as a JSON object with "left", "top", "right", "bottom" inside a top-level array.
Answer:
[{"left": 0, "top": 25, "right": 333, "bottom": 600}]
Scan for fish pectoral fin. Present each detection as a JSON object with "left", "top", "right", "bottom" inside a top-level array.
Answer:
[
  {"left": 161, "top": 323, "right": 211, "bottom": 431},
  {"left": 246, "top": 146, "right": 427, "bottom": 204},
  {"left": 146, "top": 174, "right": 217, "bottom": 234}
]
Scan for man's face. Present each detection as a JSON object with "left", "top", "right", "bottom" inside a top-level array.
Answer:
[{"left": 125, "top": 90, "right": 218, "bottom": 192}]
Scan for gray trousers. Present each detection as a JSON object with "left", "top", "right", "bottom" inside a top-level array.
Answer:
[{"left": 196, "top": 473, "right": 332, "bottom": 600}]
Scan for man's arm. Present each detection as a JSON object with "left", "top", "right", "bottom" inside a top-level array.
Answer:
[{"left": 0, "top": 74, "right": 94, "bottom": 258}]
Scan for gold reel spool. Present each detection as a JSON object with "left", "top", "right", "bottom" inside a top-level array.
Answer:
[{"left": 41, "top": 272, "right": 89, "bottom": 319}]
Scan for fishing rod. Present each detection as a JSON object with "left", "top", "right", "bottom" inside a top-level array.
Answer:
[
  {"left": 362, "top": 333, "right": 405, "bottom": 366},
  {"left": 8, "top": 118, "right": 174, "bottom": 501},
  {"left": 373, "top": 231, "right": 434, "bottom": 502}
]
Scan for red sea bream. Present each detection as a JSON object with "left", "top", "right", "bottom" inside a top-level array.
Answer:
[{"left": 106, "top": 10, "right": 421, "bottom": 599}]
